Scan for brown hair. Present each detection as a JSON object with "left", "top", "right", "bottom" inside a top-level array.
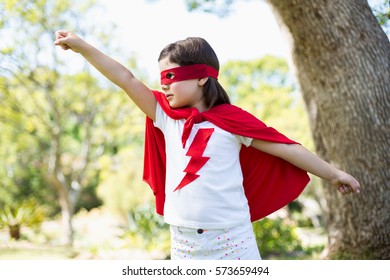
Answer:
[{"left": 158, "top": 37, "right": 230, "bottom": 109}]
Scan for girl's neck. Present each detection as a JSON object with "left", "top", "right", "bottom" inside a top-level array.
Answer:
[{"left": 191, "top": 101, "right": 208, "bottom": 113}]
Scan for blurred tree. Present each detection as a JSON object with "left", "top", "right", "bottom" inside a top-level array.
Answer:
[
  {"left": 221, "top": 56, "right": 325, "bottom": 219},
  {"left": 0, "top": 107, "right": 55, "bottom": 212},
  {"left": 186, "top": 0, "right": 390, "bottom": 259},
  {"left": 96, "top": 146, "right": 152, "bottom": 218},
  {"left": 0, "top": 0, "right": 146, "bottom": 245},
  {"left": 220, "top": 56, "right": 313, "bottom": 148}
]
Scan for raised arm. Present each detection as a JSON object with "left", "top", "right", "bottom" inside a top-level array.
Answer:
[
  {"left": 251, "top": 139, "right": 361, "bottom": 195},
  {"left": 54, "top": 30, "right": 156, "bottom": 120}
]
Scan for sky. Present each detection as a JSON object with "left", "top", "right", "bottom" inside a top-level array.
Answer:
[{"left": 95, "top": 0, "right": 288, "bottom": 80}]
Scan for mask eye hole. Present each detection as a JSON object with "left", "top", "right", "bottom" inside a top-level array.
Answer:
[{"left": 166, "top": 72, "right": 175, "bottom": 79}]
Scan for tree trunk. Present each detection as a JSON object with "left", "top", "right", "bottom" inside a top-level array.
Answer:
[
  {"left": 267, "top": 0, "right": 390, "bottom": 259},
  {"left": 58, "top": 187, "right": 74, "bottom": 246},
  {"left": 9, "top": 224, "right": 21, "bottom": 240}
]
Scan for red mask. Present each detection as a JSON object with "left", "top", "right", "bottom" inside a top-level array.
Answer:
[{"left": 160, "top": 64, "right": 218, "bottom": 85}]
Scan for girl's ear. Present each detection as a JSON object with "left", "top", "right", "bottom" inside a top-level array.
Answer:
[{"left": 198, "top": 77, "right": 209, "bottom": 86}]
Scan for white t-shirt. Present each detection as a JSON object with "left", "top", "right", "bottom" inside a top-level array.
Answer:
[{"left": 154, "top": 103, "right": 253, "bottom": 229}]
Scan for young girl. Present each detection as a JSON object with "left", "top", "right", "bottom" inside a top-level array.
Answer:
[{"left": 54, "top": 31, "right": 360, "bottom": 260}]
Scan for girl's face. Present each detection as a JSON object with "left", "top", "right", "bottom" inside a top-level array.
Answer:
[{"left": 159, "top": 57, "right": 208, "bottom": 112}]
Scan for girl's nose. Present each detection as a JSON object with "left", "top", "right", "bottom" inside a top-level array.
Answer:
[{"left": 161, "top": 84, "right": 169, "bottom": 91}]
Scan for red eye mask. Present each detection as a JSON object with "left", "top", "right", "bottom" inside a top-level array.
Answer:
[{"left": 160, "top": 64, "right": 219, "bottom": 85}]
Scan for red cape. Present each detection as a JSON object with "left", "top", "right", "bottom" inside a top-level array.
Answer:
[{"left": 143, "top": 91, "right": 310, "bottom": 222}]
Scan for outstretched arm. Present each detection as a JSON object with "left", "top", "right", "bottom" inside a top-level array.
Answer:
[
  {"left": 251, "top": 139, "right": 361, "bottom": 195},
  {"left": 54, "top": 30, "right": 156, "bottom": 120}
]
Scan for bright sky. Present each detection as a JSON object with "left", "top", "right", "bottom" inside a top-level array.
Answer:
[{"left": 96, "top": 0, "right": 288, "bottom": 80}]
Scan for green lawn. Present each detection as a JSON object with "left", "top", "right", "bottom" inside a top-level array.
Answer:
[
  {"left": 0, "top": 210, "right": 327, "bottom": 260},
  {"left": 0, "top": 246, "right": 77, "bottom": 260}
]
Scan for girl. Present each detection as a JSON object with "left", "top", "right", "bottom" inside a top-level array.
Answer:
[{"left": 54, "top": 31, "right": 360, "bottom": 260}]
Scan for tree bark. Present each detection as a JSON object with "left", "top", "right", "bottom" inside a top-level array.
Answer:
[{"left": 267, "top": 0, "right": 390, "bottom": 259}]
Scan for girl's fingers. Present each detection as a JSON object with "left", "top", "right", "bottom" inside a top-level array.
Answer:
[
  {"left": 338, "top": 185, "right": 348, "bottom": 194},
  {"left": 335, "top": 172, "right": 361, "bottom": 195},
  {"left": 337, "top": 182, "right": 360, "bottom": 195},
  {"left": 55, "top": 30, "right": 69, "bottom": 38},
  {"left": 54, "top": 37, "right": 71, "bottom": 50}
]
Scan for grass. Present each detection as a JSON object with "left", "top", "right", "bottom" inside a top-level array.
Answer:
[
  {"left": 0, "top": 207, "right": 327, "bottom": 260},
  {"left": 0, "top": 237, "right": 325, "bottom": 260},
  {"left": 0, "top": 246, "right": 77, "bottom": 260},
  {"left": 0, "top": 244, "right": 325, "bottom": 260}
]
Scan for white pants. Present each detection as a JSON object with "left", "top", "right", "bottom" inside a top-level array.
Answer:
[{"left": 170, "top": 221, "right": 261, "bottom": 260}]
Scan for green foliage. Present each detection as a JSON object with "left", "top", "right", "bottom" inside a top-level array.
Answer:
[
  {"left": 253, "top": 218, "right": 303, "bottom": 258},
  {"left": 0, "top": 0, "right": 147, "bottom": 222},
  {"left": 0, "top": 199, "right": 47, "bottom": 240},
  {"left": 0, "top": 112, "right": 57, "bottom": 214},
  {"left": 96, "top": 146, "right": 153, "bottom": 216},
  {"left": 119, "top": 203, "right": 170, "bottom": 254},
  {"left": 221, "top": 56, "right": 314, "bottom": 149},
  {"left": 75, "top": 177, "right": 103, "bottom": 212},
  {"left": 185, "top": 0, "right": 235, "bottom": 17},
  {"left": 118, "top": 205, "right": 312, "bottom": 259},
  {"left": 368, "top": 0, "right": 390, "bottom": 34}
]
